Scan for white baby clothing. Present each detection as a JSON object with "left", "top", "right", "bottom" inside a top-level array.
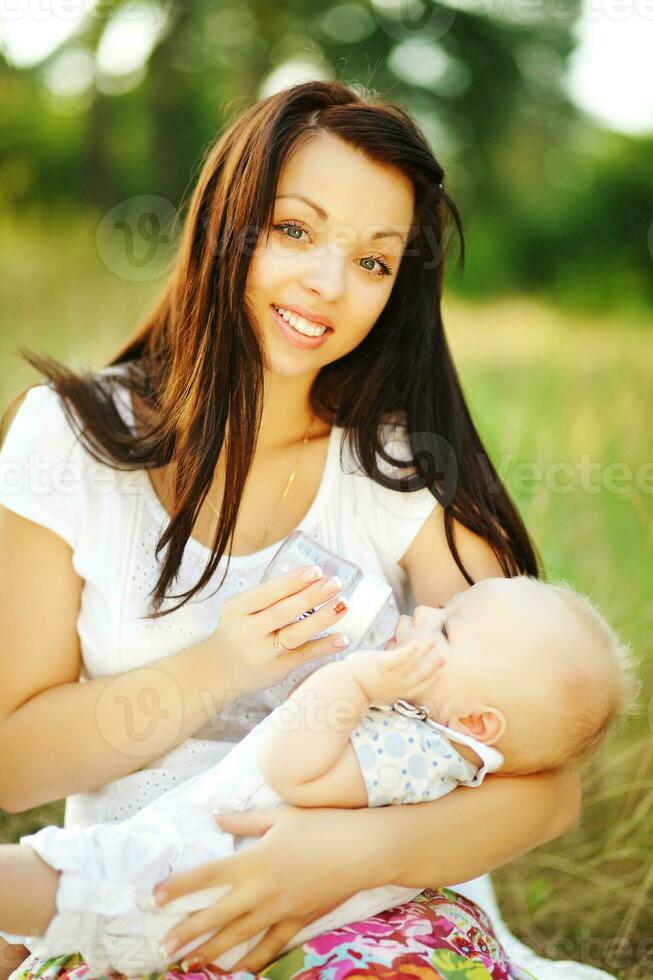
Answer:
[
  {"left": 2, "top": 700, "right": 502, "bottom": 976},
  {"left": 0, "top": 366, "right": 616, "bottom": 980}
]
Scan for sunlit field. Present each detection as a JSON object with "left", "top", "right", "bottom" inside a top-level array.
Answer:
[{"left": 1, "top": 215, "right": 652, "bottom": 978}]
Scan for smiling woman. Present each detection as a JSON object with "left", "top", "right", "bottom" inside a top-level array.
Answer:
[
  {"left": 248, "top": 132, "right": 414, "bottom": 372},
  {"left": 0, "top": 79, "right": 606, "bottom": 980}
]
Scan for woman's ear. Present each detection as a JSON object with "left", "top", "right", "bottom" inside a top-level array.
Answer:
[{"left": 454, "top": 706, "right": 507, "bottom": 745}]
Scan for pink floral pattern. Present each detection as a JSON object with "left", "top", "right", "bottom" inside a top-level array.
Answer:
[{"left": 14, "top": 889, "right": 535, "bottom": 980}]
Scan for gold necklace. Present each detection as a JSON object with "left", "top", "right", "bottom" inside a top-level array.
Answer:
[{"left": 205, "top": 414, "right": 314, "bottom": 550}]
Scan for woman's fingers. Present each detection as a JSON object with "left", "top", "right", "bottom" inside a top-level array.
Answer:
[
  {"left": 227, "top": 565, "right": 324, "bottom": 616},
  {"left": 230, "top": 917, "right": 307, "bottom": 974},
  {"left": 160, "top": 890, "right": 255, "bottom": 958},
  {"left": 272, "top": 593, "right": 349, "bottom": 651},
  {"left": 213, "top": 808, "right": 280, "bottom": 837},
  {"left": 181, "top": 906, "right": 278, "bottom": 968},
  {"left": 257, "top": 572, "right": 347, "bottom": 644},
  {"left": 231, "top": 900, "right": 342, "bottom": 974},
  {"left": 152, "top": 855, "right": 234, "bottom": 906}
]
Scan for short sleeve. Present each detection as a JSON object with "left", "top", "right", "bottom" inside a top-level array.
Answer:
[
  {"left": 363, "top": 412, "right": 438, "bottom": 565},
  {"left": 350, "top": 705, "right": 463, "bottom": 807},
  {"left": 0, "top": 384, "right": 85, "bottom": 550}
]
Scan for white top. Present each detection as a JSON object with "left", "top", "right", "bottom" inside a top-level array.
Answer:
[{"left": 0, "top": 367, "right": 438, "bottom": 829}]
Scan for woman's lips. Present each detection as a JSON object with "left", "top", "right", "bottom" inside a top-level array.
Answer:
[{"left": 270, "top": 304, "right": 333, "bottom": 350}]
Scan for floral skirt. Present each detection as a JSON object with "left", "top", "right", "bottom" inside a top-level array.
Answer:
[{"left": 13, "top": 888, "right": 536, "bottom": 980}]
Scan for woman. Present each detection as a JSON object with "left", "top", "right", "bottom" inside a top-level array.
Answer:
[{"left": 0, "top": 80, "right": 604, "bottom": 979}]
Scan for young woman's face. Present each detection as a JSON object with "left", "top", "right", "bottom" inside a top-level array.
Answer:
[{"left": 246, "top": 132, "right": 414, "bottom": 377}]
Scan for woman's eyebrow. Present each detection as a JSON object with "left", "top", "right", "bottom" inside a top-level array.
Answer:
[{"left": 275, "top": 193, "right": 407, "bottom": 243}]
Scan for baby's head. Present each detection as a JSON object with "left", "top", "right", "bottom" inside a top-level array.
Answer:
[{"left": 390, "top": 577, "right": 640, "bottom": 775}]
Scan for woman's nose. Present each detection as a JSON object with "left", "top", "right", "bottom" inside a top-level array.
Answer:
[{"left": 300, "top": 251, "right": 347, "bottom": 300}]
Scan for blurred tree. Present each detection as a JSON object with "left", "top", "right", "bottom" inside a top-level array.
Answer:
[{"left": 1, "top": 0, "right": 651, "bottom": 311}]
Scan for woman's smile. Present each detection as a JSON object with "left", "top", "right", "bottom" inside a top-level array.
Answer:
[{"left": 270, "top": 303, "right": 334, "bottom": 350}]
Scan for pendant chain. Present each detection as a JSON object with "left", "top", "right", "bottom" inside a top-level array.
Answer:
[{"left": 205, "top": 415, "right": 315, "bottom": 550}]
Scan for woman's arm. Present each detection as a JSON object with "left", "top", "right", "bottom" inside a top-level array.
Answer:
[
  {"left": 0, "top": 507, "right": 240, "bottom": 812},
  {"left": 0, "top": 508, "right": 342, "bottom": 813},
  {"left": 345, "top": 761, "right": 581, "bottom": 890}
]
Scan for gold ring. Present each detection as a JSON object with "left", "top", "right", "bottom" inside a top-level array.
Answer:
[{"left": 272, "top": 629, "right": 292, "bottom": 656}]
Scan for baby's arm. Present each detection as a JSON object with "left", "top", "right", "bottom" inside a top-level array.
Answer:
[
  {"left": 258, "top": 639, "right": 441, "bottom": 808},
  {"left": 0, "top": 845, "right": 59, "bottom": 939}
]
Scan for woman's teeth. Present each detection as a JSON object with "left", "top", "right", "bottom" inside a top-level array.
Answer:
[{"left": 274, "top": 306, "right": 328, "bottom": 337}]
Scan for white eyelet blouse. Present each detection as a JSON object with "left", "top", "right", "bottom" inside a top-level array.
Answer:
[{"left": 0, "top": 367, "right": 437, "bottom": 829}]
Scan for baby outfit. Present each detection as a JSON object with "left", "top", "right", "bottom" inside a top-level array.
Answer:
[{"left": 1, "top": 700, "right": 502, "bottom": 977}]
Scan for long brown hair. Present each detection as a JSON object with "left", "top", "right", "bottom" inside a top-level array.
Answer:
[{"left": 2, "top": 80, "right": 540, "bottom": 619}]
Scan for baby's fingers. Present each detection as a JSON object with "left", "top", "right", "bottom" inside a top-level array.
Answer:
[
  {"left": 387, "top": 639, "right": 434, "bottom": 671},
  {"left": 413, "top": 653, "right": 445, "bottom": 684}
]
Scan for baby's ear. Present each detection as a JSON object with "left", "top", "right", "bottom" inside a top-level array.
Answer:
[{"left": 455, "top": 707, "right": 507, "bottom": 745}]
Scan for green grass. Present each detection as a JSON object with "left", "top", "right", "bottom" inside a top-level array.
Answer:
[
  {"left": 1, "top": 216, "right": 652, "bottom": 978},
  {"left": 446, "top": 298, "right": 653, "bottom": 979}
]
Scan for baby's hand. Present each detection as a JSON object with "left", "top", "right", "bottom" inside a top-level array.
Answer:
[{"left": 347, "top": 640, "right": 444, "bottom": 705}]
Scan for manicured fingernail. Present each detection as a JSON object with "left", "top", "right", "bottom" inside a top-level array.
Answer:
[
  {"left": 159, "top": 938, "right": 179, "bottom": 957},
  {"left": 181, "top": 957, "right": 204, "bottom": 971},
  {"left": 321, "top": 575, "right": 342, "bottom": 594},
  {"left": 302, "top": 565, "right": 322, "bottom": 581},
  {"left": 151, "top": 890, "right": 168, "bottom": 908},
  {"left": 333, "top": 634, "right": 350, "bottom": 648}
]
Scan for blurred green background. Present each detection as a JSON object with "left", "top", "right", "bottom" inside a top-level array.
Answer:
[{"left": 1, "top": 1, "right": 652, "bottom": 977}]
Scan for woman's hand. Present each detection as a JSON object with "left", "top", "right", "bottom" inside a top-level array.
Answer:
[
  {"left": 211, "top": 564, "right": 350, "bottom": 697},
  {"left": 152, "top": 805, "right": 386, "bottom": 974}
]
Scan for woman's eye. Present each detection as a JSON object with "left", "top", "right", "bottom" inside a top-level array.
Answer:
[
  {"left": 360, "top": 254, "right": 393, "bottom": 277},
  {"left": 271, "top": 220, "right": 311, "bottom": 244},
  {"left": 271, "top": 221, "right": 393, "bottom": 278},
  {"left": 273, "top": 220, "right": 307, "bottom": 242}
]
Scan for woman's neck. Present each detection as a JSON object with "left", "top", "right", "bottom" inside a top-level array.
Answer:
[{"left": 257, "top": 369, "right": 326, "bottom": 451}]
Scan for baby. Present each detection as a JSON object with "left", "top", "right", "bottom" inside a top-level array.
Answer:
[{"left": 0, "top": 575, "right": 638, "bottom": 978}]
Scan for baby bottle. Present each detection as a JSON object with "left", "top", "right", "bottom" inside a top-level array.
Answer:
[{"left": 259, "top": 529, "right": 400, "bottom": 654}]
